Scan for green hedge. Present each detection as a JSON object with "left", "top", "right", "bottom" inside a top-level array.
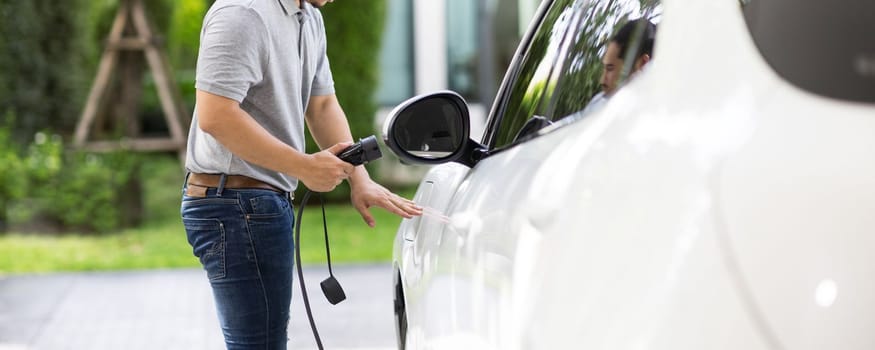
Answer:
[
  {"left": 0, "top": 114, "right": 28, "bottom": 232},
  {"left": 0, "top": 116, "right": 142, "bottom": 233}
]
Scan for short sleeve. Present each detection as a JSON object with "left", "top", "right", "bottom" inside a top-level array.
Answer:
[
  {"left": 195, "top": 6, "right": 269, "bottom": 103},
  {"left": 311, "top": 15, "right": 335, "bottom": 96}
]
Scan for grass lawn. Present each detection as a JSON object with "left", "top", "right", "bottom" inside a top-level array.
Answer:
[{"left": 0, "top": 156, "right": 414, "bottom": 275}]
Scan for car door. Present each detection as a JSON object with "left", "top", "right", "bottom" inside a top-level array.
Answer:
[
  {"left": 397, "top": 0, "right": 663, "bottom": 347},
  {"left": 398, "top": 2, "right": 574, "bottom": 344}
]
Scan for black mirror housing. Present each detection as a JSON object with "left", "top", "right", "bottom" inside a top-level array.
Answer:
[{"left": 382, "top": 91, "right": 486, "bottom": 167}]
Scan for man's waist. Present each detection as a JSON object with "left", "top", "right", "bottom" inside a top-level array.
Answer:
[{"left": 187, "top": 173, "right": 284, "bottom": 193}]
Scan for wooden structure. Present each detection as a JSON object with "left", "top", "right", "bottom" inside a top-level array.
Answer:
[{"left": 74, "top": 0, "right": 188, "bottom": 157}]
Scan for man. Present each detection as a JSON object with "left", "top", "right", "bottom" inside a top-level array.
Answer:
[
  {"left": 180, "top": 0, "right": 421, "bottom": 348},
  {"left": 584, "top": 18, "right": 657, "bottom": 114}
]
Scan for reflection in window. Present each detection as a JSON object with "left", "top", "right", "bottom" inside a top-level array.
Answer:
[
  {"left": 488, "top": 0, "right": 661, "bottom": 149},
  {"left": 491, "top": 0, "right": 585, "bottom": 148},
  {"left": 549, "top": 1, "right": 661, "bottom": 119}
]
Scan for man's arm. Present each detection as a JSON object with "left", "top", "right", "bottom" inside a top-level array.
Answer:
[
  {"left": 196, "top": 90, "right": 353, "bottom": 192},
  {"left": 307, "top": 94, "right": 422, "bottom": 227}
]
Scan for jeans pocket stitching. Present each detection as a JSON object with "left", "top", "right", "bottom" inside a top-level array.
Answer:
[
  {"left": 248, "top": 194, "right": 287, "bottom": 217},
  {"left": 184, "top": 218, "right": 227, "bottom": 281},
  {"left": 208, "top": 221, "right": 226, "bottom": 281}
]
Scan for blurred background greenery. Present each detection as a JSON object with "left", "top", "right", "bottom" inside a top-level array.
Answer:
[
  {"left": 0, "top": 0, "right": 402, "bottom": 274},
  {"left": 0, "top": 155, "right": 411, "bottom": 273}
]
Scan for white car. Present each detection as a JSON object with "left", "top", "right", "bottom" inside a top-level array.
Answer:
[{"left": 382, "top": 0, "right": 875, "bottom": 348}]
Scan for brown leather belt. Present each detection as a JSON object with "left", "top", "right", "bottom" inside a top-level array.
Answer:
[{"left": 187, "top": 173, "right": 283, "bottom": 194}]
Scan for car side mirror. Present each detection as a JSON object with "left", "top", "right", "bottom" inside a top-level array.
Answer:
[{"left": 382, "top": 91, "right": 487, "bottom": 167}]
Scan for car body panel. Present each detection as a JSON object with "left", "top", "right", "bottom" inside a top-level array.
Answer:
[{"left": 391, "top": 0, "right": 875, "bottom": 348}]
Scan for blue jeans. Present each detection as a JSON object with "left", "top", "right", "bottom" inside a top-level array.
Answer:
[{"left": 181, "top": 185, "right": 295, "bottom": 349}]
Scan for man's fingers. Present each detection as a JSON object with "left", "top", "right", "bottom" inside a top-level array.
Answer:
[
  {"left": 350, "top": 182, "right": 424, "bottom": 226},
  {"left": 402, "top": 197, "right": 422, "bottom": 212},
  {"left": 402, "top": 202, "right": 423, "bottom": 216},
  {"left": 390, "top": 194, "right": 422, "bottom": 216},
  {"left": 326, "top": 142, "right": 354, "bottom": 155},
  {"left": 375, "top": 192, "right": 422, "bottom": 218},
  {"left": 356, "top": 205, "right": 376, "bottom": 227},
  {"left": 381, "top": 196, "right": 415, "bottom": 219}
]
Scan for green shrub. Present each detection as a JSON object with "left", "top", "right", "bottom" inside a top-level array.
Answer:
[
  {"left": 6, "top": 131, "right": 141, "bottom": 234},
  {"left": 24, "top": 132, "right": 64, "bottom": 185},
  {"left": 48, "top": 151, "right": 140, "bottom": 233},
  {"left": 7, "top": 132, "right": 65, "bottom": 231},
  {"left": 0, "top": 114, "right": 28, "bottom": 231}
]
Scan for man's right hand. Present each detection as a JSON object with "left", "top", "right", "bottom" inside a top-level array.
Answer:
[{"left": 297, "top": 142, "right": 356, "bottom": 192}]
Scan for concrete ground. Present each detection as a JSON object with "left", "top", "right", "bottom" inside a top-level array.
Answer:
[{"left": 0, "top": 264, "right": 396, "bottom": 350}]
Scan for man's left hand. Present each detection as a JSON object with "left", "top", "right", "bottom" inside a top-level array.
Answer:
[{"left": 350, "top": 177, "right": 422, "bottom": 227}]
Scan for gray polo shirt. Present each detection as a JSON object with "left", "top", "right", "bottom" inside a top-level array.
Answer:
[{"left": 186, "top": 0, "right": 335, "bottom": 192}]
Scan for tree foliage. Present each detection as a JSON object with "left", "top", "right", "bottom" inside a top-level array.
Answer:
[
  {"left": 0, "top": 0, "right": 92, "bottom": 141},
  {"left": 168, "top": 0, "right": 208, "bottom": 70}
]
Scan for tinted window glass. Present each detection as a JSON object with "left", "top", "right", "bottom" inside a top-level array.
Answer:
[
  {"left": 742, "top": 0, "right": 875, "bottom": 103},
  {"left": 489, "top": 0, "right": 582, "bottom": 148},
  {"left": 486, "top": 0, "right": 661, "bottom": 150},
  {"left": 549, "top": 2, "right": 661, "bottom": 119}
]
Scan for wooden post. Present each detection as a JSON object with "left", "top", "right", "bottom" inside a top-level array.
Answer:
[
  {"left": 74, "top": 0, "right": 189, "bottom": 160},
  {"left": 74, "top": 0, "right": 190, "bottom": 227}
]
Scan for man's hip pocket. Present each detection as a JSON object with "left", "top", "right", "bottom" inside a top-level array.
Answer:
[{"left": 183, "top": 217, "right": 226, "bottom": 281}]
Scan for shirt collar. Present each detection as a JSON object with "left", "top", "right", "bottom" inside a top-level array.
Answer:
[{"left": 276, "top": 0, "right": 303, "bottom": 16}]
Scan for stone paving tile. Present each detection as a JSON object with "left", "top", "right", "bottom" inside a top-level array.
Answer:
[{"left": 0, "top": 265, "right": 395, "bottom": 350}]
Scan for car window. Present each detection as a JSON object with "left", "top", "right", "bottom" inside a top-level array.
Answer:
[
  {"left": 485, "top": 0, "right": 661, "bottom": 150},
  {"left": 486, "top": 0, "right": 582, "bottom": 149},
  {"left": 548, "top": 1, "right": 661, "bottom": 120}
]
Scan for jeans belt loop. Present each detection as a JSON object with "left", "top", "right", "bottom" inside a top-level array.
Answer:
[
  {"left": 182, "top": 172, "right": 191, "bottom": 193},
  {"left": 217, "top": 174, "right": 228, "bottom": 197}
]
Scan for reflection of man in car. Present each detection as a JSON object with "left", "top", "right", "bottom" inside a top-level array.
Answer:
[{"left": 583, "top": 18, "right": 657, "bottom": 114}]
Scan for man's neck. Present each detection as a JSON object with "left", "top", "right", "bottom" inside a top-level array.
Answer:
[{"left": 295, "top": 0, "right": 302, "bottom": 8}]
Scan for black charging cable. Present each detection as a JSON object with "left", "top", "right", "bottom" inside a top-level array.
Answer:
[
  {"left": 294, "top": 190, "right": 336, "bottom": 350},
  {"left": 293, "top": 136, "right": 382, "bottom": 350}
]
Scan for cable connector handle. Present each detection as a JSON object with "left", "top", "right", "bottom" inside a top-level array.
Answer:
[{"left": 337, "top": 135, "right": 382, "bottom": 166}]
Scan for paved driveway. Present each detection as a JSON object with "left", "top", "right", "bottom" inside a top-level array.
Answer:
[{"left": 0, "top": 264, "right": 395, "bottom": 350}]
